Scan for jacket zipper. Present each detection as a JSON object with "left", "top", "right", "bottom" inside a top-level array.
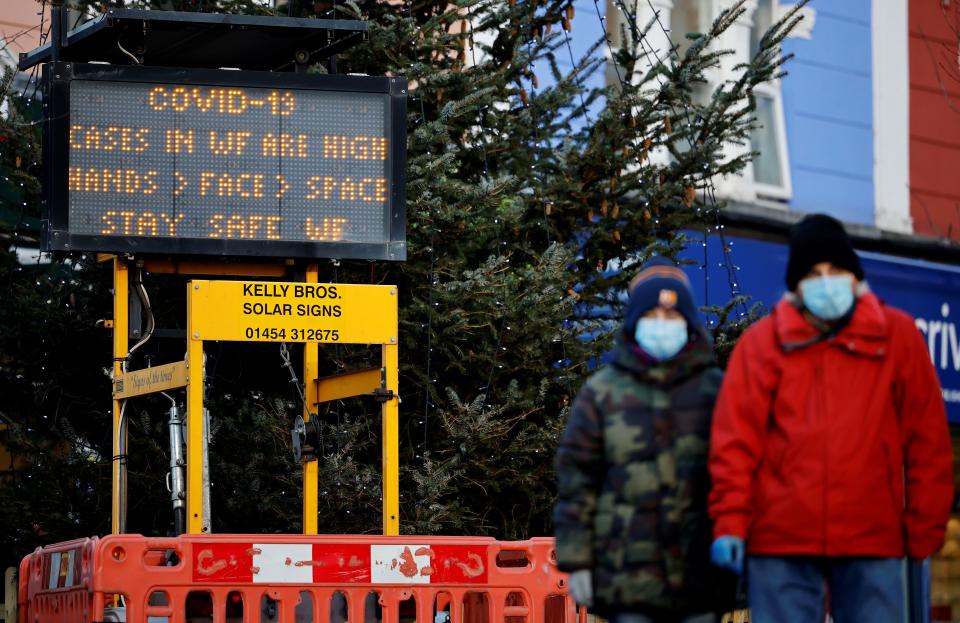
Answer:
[{"left": 817, "top": 351, "right": 828, "bottom": 556}]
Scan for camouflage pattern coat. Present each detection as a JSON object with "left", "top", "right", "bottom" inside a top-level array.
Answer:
[{"left": 554, "top": 332, "right": 725, "bottom": 618}]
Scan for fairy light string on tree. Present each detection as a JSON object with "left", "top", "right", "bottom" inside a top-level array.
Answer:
[
  {"left": 410, "top": 0, "right": 437, "bottom": 465},
  {"left": 4, "top": 0, "right": 49, "bottom": 278},
  {"left": 639, "top": 0, "right": 750, "bottom": 319},
  {"left": 420, "top": 227, "right": 436, "bottom": 462},
  {"left": 4, "top": 48, "right": 46, "bottom": 280},
  {"left": 522, "top": 14, "right": 579, "bottom": 405},
  {"left": 22, "top": 0, "right": 46, "bottom": 105},
  {"left": 593, "top": 0, "right": 794, "bottom": 326},
  {"left": 627, "top": 0, "right": 740, "bottom": 320},
  {"left": 586, "top": 0, "right": 681, "bottom": 313},
  {"left": 559, "top": 6, "right": 593, "bottom": 124},
  {"left": 479, "top": 0, "right": 553, "bottom": 408},
  {"left": 418, "top": 0, "right": 501, "bottom": 460}
]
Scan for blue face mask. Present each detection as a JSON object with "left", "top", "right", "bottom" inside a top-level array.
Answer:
[
  {"left": 800, "top": 275, "right": 855, "bottom": 321},
  {"left": 634, "top": 318, "right": 688, "bottom": 361}
]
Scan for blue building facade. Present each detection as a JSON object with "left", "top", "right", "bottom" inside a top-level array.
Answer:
[
  {"left": 780, "top": 1, "right": 874, "bottom": 223},
  {"left": 566, "top": 0, "right": 960, "bottom": 425}
]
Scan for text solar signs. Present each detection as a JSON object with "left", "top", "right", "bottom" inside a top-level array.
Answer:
[{"left": 42, "top": 63, "right": 407, "bottom": 259}]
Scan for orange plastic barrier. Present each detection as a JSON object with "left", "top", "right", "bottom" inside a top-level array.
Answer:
[{"left": 19, "top": 534, "right": 587, "bottom": 623}]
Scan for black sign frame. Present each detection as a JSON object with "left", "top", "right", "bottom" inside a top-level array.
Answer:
[{"left": 42, "top": 62, "right": 407, "bottom": 260}]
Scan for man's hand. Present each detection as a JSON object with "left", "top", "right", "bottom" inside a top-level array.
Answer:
[
  {"left": 567, "top": 569, "right": 593, "bottom": 607},
  {"left": 711, "top": 535, "right": 745, "bottom": 575}
]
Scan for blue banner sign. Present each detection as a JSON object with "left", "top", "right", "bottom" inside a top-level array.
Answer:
[{"left": 681, "top": 234, "right": 960, "bottom": 423}]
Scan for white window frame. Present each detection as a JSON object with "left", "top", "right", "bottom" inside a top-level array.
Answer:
[
  {"left": 749, "top": 0, "right": 793, "bottom": 201},
  {"left": 751, "top": 80, "right": 793, "bottom": 201},
  {"left": 603, "top": 0, "right": 796, "bottom": 203},
  {"left": 871, "top": 0, "right": 911, "bottom": 233}
]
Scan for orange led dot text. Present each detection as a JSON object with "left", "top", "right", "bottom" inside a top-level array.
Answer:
[
  {"left": 209, "top": 130, "right": 252, "bottom": 156},
  {"left": 305, "top": 176, "right": 388, "bottom": 203},
  {"left": 69, "top": 168, "right": 158, "bottom": 195},
  {"left": 208, "top": 214, "right": 282, "bottom": 239},
  {"left": 70, "top": 125, "right": 150, "bottom": 152},
  {"left": 147, "top": 86, "right": 295, "bottom": 116},
  {"left": 304, "top": 217, "right": 348, "bottom": 241},
  {"left": 262, "top": 133, "right": 309, "bottom": 158},
  {"left": 321, "top": 135, "right": 388, "bottom": 160},
  {"left": 100, "top": 211, "right": 184, "bottom": 236},
  {"left": 164, "top": 129, "right": 195, "bottom": 154}
]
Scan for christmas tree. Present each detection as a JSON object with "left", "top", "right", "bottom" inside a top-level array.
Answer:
[{"left": 0, "top": 0, "right": 802, "bottom": 567}]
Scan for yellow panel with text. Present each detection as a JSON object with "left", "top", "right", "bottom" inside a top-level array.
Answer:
[{"left": 188, "top": 280, "right": 397, "bottom": 344}]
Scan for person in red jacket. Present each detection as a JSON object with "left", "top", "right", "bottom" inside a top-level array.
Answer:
[{"left": 707, "top": 214, "right": 954, "bottom": 623}]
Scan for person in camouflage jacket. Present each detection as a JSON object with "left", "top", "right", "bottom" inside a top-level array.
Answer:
[{"left": 554, "top": 258, "right": 729, "bottom": 623}]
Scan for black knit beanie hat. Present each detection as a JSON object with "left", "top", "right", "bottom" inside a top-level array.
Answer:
[
  {"left": 785, "top": 214, "right": 864, "bottom": 291},
  {"left": 622, "top": 257, "right": 699, "bottom": 337}
]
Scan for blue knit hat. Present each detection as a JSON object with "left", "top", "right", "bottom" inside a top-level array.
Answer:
[{"left": 622, "top": 258, "right": 699, "bottom": 336}]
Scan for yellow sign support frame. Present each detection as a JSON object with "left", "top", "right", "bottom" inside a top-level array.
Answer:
[
  {"left": 109, "top": 257, "right": 401, "bottom": 538},
  {"left": 302, "top": 265, "right": 320, "bottom": 535},
  {"left": 185, "top": 278, "right": 400, "bottom": 536},
  {"left": 111, "top": 258, "right": 128, "bottom": 535}
]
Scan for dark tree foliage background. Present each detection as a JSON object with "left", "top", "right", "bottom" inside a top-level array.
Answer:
[{"left": 0, "top": 0, "right": 799, "bottom": 569}]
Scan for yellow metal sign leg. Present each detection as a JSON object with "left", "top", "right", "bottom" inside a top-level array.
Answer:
[
  {"left": 382, "top": 341, "right": 400, "bottom": 535},
  {"left": 303, "top": 265, "right": 320, "bottom": 535},
  {"left": 186, "top": 283, "right": 206, "bottom": 534},
  {"left": 111, "top": 258, "right": 128, "bottom": 534}
]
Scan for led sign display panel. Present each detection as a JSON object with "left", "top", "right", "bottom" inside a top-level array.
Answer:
[{"left": 42, "top": 63, "right": 407, "bottom": 259}]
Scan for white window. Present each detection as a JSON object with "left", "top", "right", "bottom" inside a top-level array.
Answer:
[
  {"left": 606, "top": 0, "right": 795, "bottom": 202},
  {"left": 748, "top": 0, "right": 792, "bottom": 200}
]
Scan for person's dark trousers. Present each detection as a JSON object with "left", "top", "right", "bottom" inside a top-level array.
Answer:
[{"left": 747, "top": 556, "right": 904, "bottom": 623}]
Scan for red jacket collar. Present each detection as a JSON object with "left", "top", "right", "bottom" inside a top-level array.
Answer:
[{"left": 774, "top": 292, "right": 888, "bottom": 355}]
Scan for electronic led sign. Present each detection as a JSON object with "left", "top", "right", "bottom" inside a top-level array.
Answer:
[{"left": 42, "top": 63, "right": 407, "bottom": 260}]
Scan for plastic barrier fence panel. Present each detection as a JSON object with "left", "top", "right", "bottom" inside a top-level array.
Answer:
[{"left": 19, "top": 535, "right": 586, "bottom": 623}]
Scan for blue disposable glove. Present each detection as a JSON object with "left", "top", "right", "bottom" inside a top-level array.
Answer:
[{"left": 711, "top": 535, "right": 745, "bottom": 575}]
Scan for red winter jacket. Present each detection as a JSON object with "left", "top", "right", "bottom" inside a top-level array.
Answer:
[{"left": 708, "top": 292, "right": 954, "bottom": 559}]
